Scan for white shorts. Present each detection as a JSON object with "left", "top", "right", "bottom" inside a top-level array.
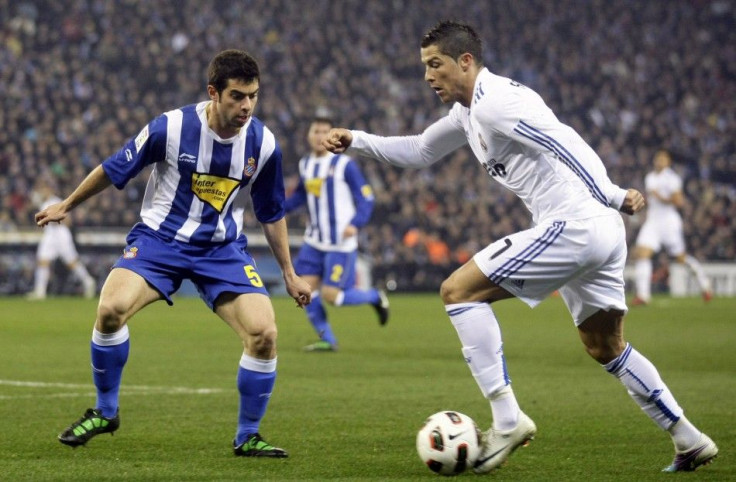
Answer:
[
  {"left": 473, "top": 212, "right": 628, "bottom": 325},
  {"left": 635, "top": 218, "right": 685, "bottom": 256},
  {"left": 36, "top": 225, "right": 80, "bottom": 264}
]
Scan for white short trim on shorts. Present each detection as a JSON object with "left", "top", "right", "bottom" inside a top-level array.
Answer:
[{"left": 473, "top": 212, "right": 628, "bottom": 325}]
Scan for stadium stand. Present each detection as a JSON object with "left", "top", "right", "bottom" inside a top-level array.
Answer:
[{"left": 1, "top": 0, "right": 734, "bottom": 293}]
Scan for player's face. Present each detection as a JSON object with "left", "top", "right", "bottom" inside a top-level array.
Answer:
[
  {"left": 421, "top": 45, "right": 468, "bottom": 106},
  {"left": 307, "top": 121, "right": 331, "bottom": 155},
  {"left": 209, "top": 78, "right": 259, "bottom": 137},
  {"left": 653, "top": 151, "right": 671, "bottom": 171}
]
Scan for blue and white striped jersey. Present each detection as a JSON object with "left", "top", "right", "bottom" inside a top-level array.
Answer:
[
  {"left": 102, "top": 101, "right": 285, "bottom": 246},
  {"left": 285, "top": 153, "right": 374, "bottom": 252},
  {"left": 349, "top": 68, "right": 628, "bottom": 226}
]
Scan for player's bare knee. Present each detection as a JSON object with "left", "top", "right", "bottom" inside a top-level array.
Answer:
[
  {"left": 320, "top": 287, "right": 339, "bottom": 305},
  {"left": 439, "top": 277, "right": 461, "bottom": 304},
  {"left": 96, "top": 301, "right": 127, "bottom": 333},
  {"left": 248, "top": 326, "right": 278, "bottom": 358},
  {"left": 583, "top": 335, "right": 626, "bottom": 364}
]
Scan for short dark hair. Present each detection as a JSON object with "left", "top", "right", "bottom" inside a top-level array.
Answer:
[
  {"left": 207, "top": 49, "right": 260, "bottom": 94},
  {"left": 421, "top": 21, "right": 483, "bottom": 65},
  {"left": 310, "top": 116, "right": 334, "bottom": 128}
]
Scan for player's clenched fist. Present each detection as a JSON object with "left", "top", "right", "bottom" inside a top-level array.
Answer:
[
  {"left": 620, "top": 188, "right": 646, "bottom": 215},
  {"left": 322, "top": 128, "right": 353, "bottom": 153}
]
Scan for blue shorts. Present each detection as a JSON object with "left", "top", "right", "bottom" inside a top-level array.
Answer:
[
  {"left": 293, "top": 243, "right": 357, "bottom": 289},
  {"left": 113, "top": 223, "right": 269, "bottom": 310}
]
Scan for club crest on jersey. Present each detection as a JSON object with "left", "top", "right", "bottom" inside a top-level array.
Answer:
[
  {"left": 478, "top": 133, "right": 488, "bottom": 152},
  {"left": 191, "top": 172, "right": 240, "bottom": 213},
  {"left": 244, "top": 157, "right": 257, "bottom": 177},
  {"left": 123, "top": 247, "right": 138, "bottom": 259}
]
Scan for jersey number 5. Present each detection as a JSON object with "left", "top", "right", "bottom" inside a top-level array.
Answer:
[{"left": 244, "top": 265, "right": 264, "bottom": 287}]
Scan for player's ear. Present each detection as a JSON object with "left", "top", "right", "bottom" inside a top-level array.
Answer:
[
  {"left": 207, "top": 85, "right": 218, "bottom": 101},
  {"left": 458, "top": 53, "right": 474, "bottom": 71}
]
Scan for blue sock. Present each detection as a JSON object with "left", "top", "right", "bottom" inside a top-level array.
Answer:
[
  {"left": 235, "top": 354, "right": 277, "bottom": 445},
  {"left": 306, "top": 294, "right": 337, "bottom": 345},
  {"left": 91, "top": 326, "right": 130, "bottom": 418},
  {"left": 340, "top": 287, "right": 380, "bottom": 306}
]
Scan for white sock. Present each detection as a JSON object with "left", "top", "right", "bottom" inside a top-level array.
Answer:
[
  {"left": 446, "top": 302, "right": 519, "bottom": 430},
  {"left": 668, "top": 416, "right": 702, "bottom": 452},
  {"left": 72, "top": 264, "right": 93, "bottom": 284},
  {"left": 683, "top": 255, "right": 711, "bottom": 292},
  {"left": 635, "top": 259, "right": 652, "bottom": 301},
  {"left": 604, "top": 344, "right": 688, "bottom": 438},
  {"left": 33, "top": 265, "right": 50, "bottom": 296},
  {"left": 489, "top": 385, "right": 521, "bottom": 431}
]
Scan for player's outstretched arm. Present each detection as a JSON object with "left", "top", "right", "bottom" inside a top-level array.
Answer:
[
  {"left": 322, "top": 128, "right": 353, "bottom": 153},
  {"left": 35, "top": 165, "right": 113, "bottom": 227},
  {"left": 619, "top": 188, "right": 646, "bottom": 215}
]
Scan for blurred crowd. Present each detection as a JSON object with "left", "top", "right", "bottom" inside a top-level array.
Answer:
[{"left": 1, "top": 0, "right": 734, "bottom": 293}]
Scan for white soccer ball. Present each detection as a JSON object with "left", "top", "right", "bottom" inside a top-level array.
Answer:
[{"left": 416, "top": 410, "right": 481, "bottom": 476}]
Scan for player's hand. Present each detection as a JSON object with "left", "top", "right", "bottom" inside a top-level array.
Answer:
[
  {"left": 322, "top": 128, "right": 353, "bottom": 153},
  {"left": 34, "top": 202, "right": 69, "bottom": 227},
  {"left": 284, "top": 272, "right": 312, "bottom": 308},
  {"left": 620, "top": 188, "right": 645, "bottom": 215},
  {"left": 342, "top": 225, "right": 357, "bottom": 239}
]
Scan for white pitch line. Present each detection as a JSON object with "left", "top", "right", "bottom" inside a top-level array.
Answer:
[{"left": 0, "top": 379, "right": 226, "bottom": 400}]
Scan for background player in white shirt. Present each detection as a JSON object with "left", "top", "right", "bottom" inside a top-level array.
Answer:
[
  {"left": 285, "top": 117, "right": 389, "bottom": 352},
  {"left": 632, "top": 149, "right": 712, "bottom": 305},
  {"left": 35, "top": 50, "right": 312, "bottom": 457},
  {"left": 27, "top": 181, "right": 96, "bottom": 300},
  {"left": 323, "top": 21, "right": 717, "bottom": 474}
]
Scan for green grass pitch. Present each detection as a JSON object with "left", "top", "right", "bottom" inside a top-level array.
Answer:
[{"left": 1, "top": 294, "right": 733, "bottom": 480}]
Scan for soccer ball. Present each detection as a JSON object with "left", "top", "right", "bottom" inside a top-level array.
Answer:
[{"left": 416, "top": 411, "right": 481, "bottom": 476}]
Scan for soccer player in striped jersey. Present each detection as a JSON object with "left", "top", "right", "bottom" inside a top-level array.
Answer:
[
  {"left": 632, "top": 149, "right": 712, "bottom": 305},
  {"left": 323, "top": 21, "right": 717, "bottom": 473},
  {"left": 286, "top": 117, "right": 389, "bottom": 352},
  {"left": 35, "top": 49, "right": 311, "bottom": 458}
]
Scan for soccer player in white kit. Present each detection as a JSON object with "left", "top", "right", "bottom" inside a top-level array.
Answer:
[
  {"left": 28, "top": 182, "right": 96, "bottom": 299},
  {"left": 323, "top": 21, "right": 717, "bottom": 473},
  {"left": 632, "top": 149, "right": 712, "bottom": 305}
]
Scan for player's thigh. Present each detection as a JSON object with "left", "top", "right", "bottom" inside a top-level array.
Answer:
[
  {"left": 56, "top": 230, "right": 81, "bottom": 264},
  {"left": 97, "top": 268, "right": 163, "bottom": 328},
  {"left": 322, "top": 251, "right": 357, "bottom": 289},
  {"left": 37, "top": 233, "right": 61, "bottom": 260},
  {"left": 661, "top": 225, "right": 686, "bottom": 257},
  {"left": 214, "top": 292, "right": 276, "bottom": 348},
  {"left": 472, "top": 221, "right": 574, "bottom": 307},
  {"left": 440, "top": 258, "right": 512, "bottom": 304},
  {"left": 635, "top": 221, "right": 662, "bottom": 252},
  {"left": 112, "top": 225, "right": 189, "bottom": 305}
]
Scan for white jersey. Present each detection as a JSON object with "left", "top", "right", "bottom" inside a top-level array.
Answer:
[
  {"left": 37, "top": 195, "right": 79, "bottom": 263},
  {"left": 348, "top": 68, "right": 627, "bottom": 226},
  {"left": 643, "top": 167, "right": 683, "bottom": 224}
]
